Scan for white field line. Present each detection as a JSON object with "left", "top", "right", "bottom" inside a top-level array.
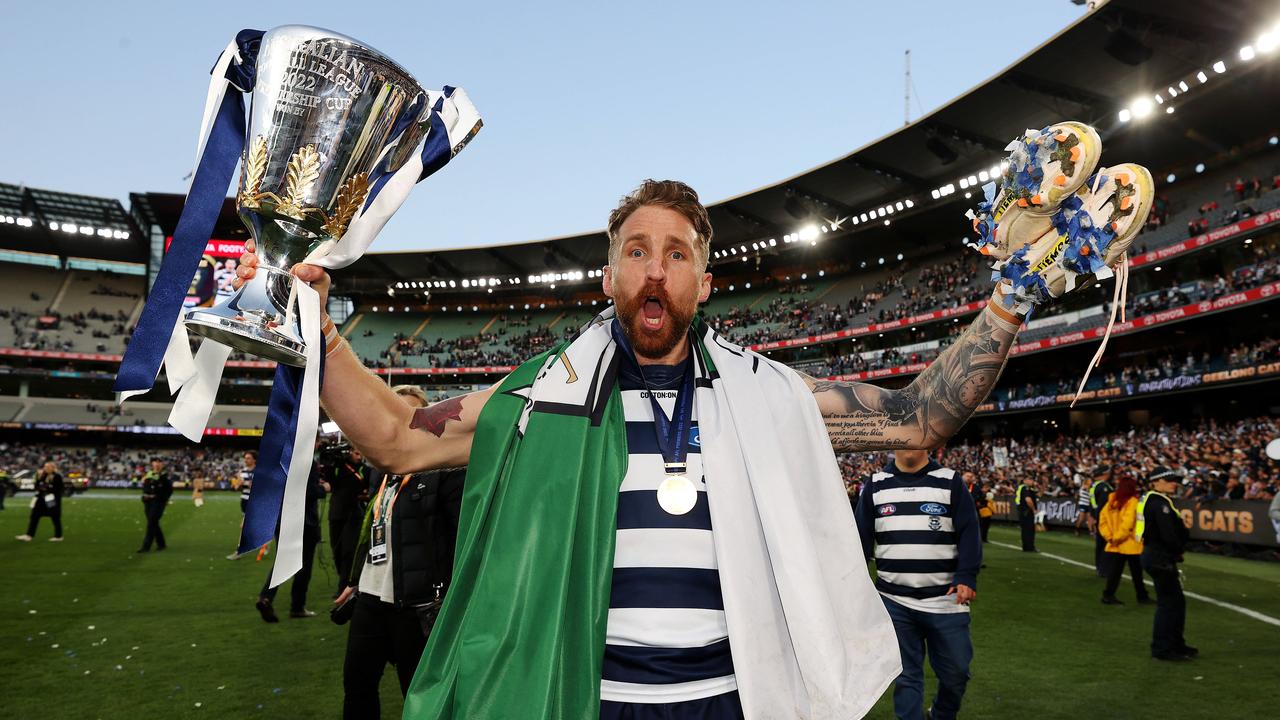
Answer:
[{"left": 990, "top": 540, "right": 1280, "bottom": 629}]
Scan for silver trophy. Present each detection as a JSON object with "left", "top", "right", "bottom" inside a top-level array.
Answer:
[{"left": 186, "top": 25, "right": 454, "bottom": 366}]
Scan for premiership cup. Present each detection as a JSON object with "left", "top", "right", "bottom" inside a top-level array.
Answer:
[{"left": 185, "top": 25, "right": 450, "bottom": 366}]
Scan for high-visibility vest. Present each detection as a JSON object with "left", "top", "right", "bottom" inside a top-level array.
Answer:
[
  {"left": 1136, "top": 490, "right": 1174, "bottom": 541},
  {"left": 1016, "top": 484, "right": 1029, "bottom": 507},
  {"left": 1089, "top": 481, "right": 1111, "bottom": 510}
]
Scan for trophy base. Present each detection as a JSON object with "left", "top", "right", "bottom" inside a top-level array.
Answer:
[{"left": 185, "top": 309, "right": 308, "bottom": 368}]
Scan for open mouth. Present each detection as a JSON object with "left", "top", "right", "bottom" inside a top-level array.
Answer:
[{"left": 641, "top": 296, "right": 665, "bottom": 330}]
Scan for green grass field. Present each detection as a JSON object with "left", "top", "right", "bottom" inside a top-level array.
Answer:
[{"left": 2, "top": 491, "right": 1277, "bottom": 719}]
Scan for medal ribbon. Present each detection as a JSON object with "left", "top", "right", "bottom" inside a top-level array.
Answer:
[
  {"left": 610, "top": 321, "right": 694, "bottom": 474},
  {"left": 372, "top": 475, "right": 411, "bottom": 524}
]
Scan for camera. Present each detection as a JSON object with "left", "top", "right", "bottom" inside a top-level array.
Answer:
[{"left": 317, "top": 440, "right": 353, "bottom": 466}]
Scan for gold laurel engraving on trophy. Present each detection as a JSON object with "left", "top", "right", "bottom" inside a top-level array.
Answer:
[
  {"left": 239, "top": 136, "right": 270, "bottom": 209},
  {"left": 322, "top": 172, "right": 369, "bottom": 238},
  {"left": 277, "top": 145, "right": 322, "bottom": 220}
]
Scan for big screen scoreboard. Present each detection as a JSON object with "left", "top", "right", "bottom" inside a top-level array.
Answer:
[{"left": 163, "top": 237, "right": 247, "bottom": 307}]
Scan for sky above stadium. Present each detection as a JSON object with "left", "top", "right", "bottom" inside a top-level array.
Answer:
[{"left": 3, "top": 1, "right": 1085, "bottom": 253}]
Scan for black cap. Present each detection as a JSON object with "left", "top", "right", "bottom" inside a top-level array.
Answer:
[
  {"left": 1147, "top": 466, "right": 1179, "bottom": 484},
  {"left": 1092, "top": 464, "right": 1112, "bottom": 477}
]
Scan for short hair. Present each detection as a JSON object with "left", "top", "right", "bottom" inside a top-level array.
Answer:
[
  {"left": 392, "top": 384, "right": 430, "bottom": 407},
  {"left": 244, "top": 450, "right": 258, "bottom": 460},
  {"left": 606, "top": 179, "right": 713, "bottom": 271}
]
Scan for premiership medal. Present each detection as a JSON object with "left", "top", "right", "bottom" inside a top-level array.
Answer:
[
  {"left": 612, "top": 322, "right": 698, "bottom": 517},
  {"left": 657, "top": 473, "right": 697, "bottom": 515}
]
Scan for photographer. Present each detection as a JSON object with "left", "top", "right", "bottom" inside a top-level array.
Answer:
[
  {"left": 329, "top": 446, "right": 370, "bottom": 596},
  {"left": 333, "top": 386, "right": 465, "bottom": 720},
  {"left": 15, "top": 461, "right": 64, "bottom": 542}
]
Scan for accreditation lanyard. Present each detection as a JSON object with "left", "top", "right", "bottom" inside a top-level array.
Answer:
[
  {"left": 612, "top": 322, "right": 698, "bottom": 514},
  {"left": 369, "top": 475, "right": 408, "bottom": 565}
]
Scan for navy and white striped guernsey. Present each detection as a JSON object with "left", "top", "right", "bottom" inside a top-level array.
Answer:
[
  {"left": 853, "top": 459, "right": 982, "bottom": 614},
  {"left": 239, "top": 467, "right": 254, "bottom": 502},
  {"left": 601, "top": 355, "right": 737, "bottom": 704}
]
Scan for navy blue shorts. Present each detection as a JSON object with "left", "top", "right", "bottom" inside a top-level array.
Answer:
[{"left": 600, "top": 691, "right": 744, "bottom": 720}]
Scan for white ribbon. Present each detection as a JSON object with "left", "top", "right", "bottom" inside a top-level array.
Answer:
[
  {"left": 269, "top": 279, "right": 322, "bottom": 587},
  {"left": 168, "top": 340, "right": 233, "bottom": 441}
]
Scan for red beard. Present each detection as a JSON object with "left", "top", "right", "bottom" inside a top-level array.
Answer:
[{"left": 615, "top": 283, "right": 694, "bottom": 361}]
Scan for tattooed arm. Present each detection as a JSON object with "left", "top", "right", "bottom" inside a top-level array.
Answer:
[
  {"left": 800, "top": 287, "right": 1024, "bottom": 451},
  {"left": 319, "top": 342, "right": 501, "bottom": 474}
]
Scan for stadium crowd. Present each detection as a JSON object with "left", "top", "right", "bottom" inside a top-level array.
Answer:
[
  {"left": 0, "top": 443, "right": 249, "bottom": 488},
  {"left": 838, "top": 415, "right": 1280, "bottom": 504}
]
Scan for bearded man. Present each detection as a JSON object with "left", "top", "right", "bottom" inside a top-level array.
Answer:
[{"left": 237, "top": 121, "right": 1150, "bottom": 719}]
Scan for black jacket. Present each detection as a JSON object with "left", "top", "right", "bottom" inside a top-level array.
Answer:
[
  {"left": 1141, "top": 492, "right": 1189, "bottom": 566},
  {"left": 34, "top": 472, "right": 65, "bottom": 511},
  {"left": 350, "top": 469, "right": 465, "bottom": 607},
  {"left": 328, "top": 460, "right": 368, "bottom": 521},
  {"left": 141, "top": 471, "right": 173, "bottom": 504}
]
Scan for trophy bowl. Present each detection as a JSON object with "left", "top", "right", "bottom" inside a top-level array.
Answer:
[{"left": 185, "top": 25, "right": 430, "bottom": 366}]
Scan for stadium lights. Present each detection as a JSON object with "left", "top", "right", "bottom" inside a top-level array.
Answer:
[
  {"left": 1213, "top": 60, "right": 1226, "bottom": 74},
  {"left": 797, "top": 224, "right": 819, "bottom": 242},
  {"left": 1259, "top": 31, "right": 1279, "bottom": 54},
  {"left": 1196, "top": 70, "right": 1209, "bottom": 84},
  {"left": 1131, "top": 97, "right": 1153, "bottom": 118},
  {"left": 1118, "top": 108, "right": 1133, "bottom": 123},
  {"left": 1240, "top": 45, "right": 1256, "bottom": 61}
]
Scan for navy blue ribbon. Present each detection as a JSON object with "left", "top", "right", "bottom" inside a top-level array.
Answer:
[
  {"left": 364, "top": 87, "right": 460, "bottom": 211},
  {"left": 611, "top": 320, "right": 694, "bottom": 473},
  {"left": 114, "top": 30, "right": 263, "bottom": 394},
  {"left": 240, "top": 308, "right": 326, "bottom": 553}
]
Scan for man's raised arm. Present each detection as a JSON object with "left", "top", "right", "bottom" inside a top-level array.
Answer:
[
  {"left": 236, "top": 242, "right": 497, "bottom": 475},
  {"left": 800, "top": 285, "right": 1023, "bottom": 452}
]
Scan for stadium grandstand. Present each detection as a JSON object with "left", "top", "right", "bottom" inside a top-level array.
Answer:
[{"left": 0, "top": 0, "right": 1276, "bottom": 496}]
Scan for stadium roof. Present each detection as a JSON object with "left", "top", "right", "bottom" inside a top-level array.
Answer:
[
  {"left": 0, "top": 183, "right": 143, "bottom": 262},
  {"left": 305, "top": 0, "right": 1280, "bottom": 296},
  {"left": 4, "top": 0, "right": 1279, "bottom": 291}
]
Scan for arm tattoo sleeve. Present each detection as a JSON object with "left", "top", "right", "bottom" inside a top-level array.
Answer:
[{"left": 807, "top": 307, "right": 1019, "bottom": 451}]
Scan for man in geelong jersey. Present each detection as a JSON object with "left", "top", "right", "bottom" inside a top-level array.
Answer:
[
  {"left": 855, "top": 449, "right": 981, "bottom": 720},
  {"left": 237, "top": 121, "right": 1151, "bottom": 718}
]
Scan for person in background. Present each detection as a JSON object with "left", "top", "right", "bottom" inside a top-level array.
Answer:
[
  {"left": 1140, "top": 467, "right": 1196, "bottom": 661},
  {"left": 137, "top": 457, "right": 173, "bottom": 553},
  {"left": 0, "top": 468, "right": 11, "bottom": 511},
  {"left": 965, "top": 472, "right": 993, "bottom": 544},
  {"left": 191, "top": 466, "right": 206, "bottom": 508},
  {"left": 855, "top": 449, "right": 981, "bottom": 720},
  {"left": 1016, "top": 477, "right": 1038, "bottom": 552},
  {"left": 330, "top": 446, "right": 370, "bottom": 597},
  {"left": 335, "top": 386, "right": 466, "bottom": 720},
  {"left": 1075, "top": 476, "right": 1093, "bottom": 537},
  {"left": 227, "top": 451, "right": 259, "bottom": 560},
  {"left": 15, "top": 461, "right": 64, "bottom": 542},
  {"left": 1089, "top": 465, "right": 1114, "bottom": 576},
  {"left": 255, "top": 461, "right": 330, "bottom": 622},
  {"left": 1098, "top": 475, "right": 1152, "bottom": 606}
]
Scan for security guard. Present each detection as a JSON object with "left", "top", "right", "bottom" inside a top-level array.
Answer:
[
  {"left": 138, "top": 458, "right": 174, "bottom": 553},
  {"left": 1015, "top": 479, "right": 1038, "bottom": 552},
  {"left": 1139, "top": 466, "right": 1196, "bottom": 661},
  {"left": 1089, "top": 465, "right": 1114, "bottom": 576}
]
